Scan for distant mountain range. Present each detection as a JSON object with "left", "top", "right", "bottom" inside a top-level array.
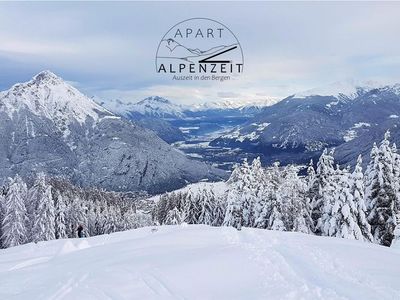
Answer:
[
  {"left": 210, "top": 80, "right": 400, "bottom": 166},
  {"left": 102, "top": 96, "right": 277, "bottom": 143},
  {"left": 0, "top": 71, "right": 226, "bottom": 193}
]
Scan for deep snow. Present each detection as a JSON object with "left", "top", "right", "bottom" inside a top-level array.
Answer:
[{"left": 0, "top": 225, "right": 399, "bottom": 300}]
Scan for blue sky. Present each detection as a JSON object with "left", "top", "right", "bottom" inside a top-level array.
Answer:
[{"left": 1, "top": 1, "right": 400, "bottom": 104}]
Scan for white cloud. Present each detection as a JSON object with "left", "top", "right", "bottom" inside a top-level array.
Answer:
[{"left": 1, "top": 2, "right": 400, "bottom": 104}]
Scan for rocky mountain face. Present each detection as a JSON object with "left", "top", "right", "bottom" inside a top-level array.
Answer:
[
  {"left": 210, "top": 81, "right": 400, "bottom": 166},
  {"left": 0, "top": 71, "right": 226, "bottom": 193}
]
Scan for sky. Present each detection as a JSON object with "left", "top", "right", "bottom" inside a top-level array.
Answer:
[{"left": 1, "top": 1, "right": 400, "bottom": 105}]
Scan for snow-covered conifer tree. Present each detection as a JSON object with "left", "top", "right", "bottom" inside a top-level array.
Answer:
[
  {"left": 1, "top": 176, "right": 28, "bottom": 247},
  {"left": 54, "top": 191, "right": 68, "bottom": 239},
  {"left": 224, "top": 159, "right": 255, "bottom": 229},
  {"left": 367, "top": 131, "right": 398, "bottom": 246},
  {"left": 254, "top": 162, "right": 280, "bottom": 229},
  {"left": 32, "top": 185, "right": 55, "bottom": 242},
  {"left": 351, "top": 155, "right": 373, "bottom": 241},
  {"left": 312, "top": 149, "right": 335, "bottom": 234},
  {"left": 198, "top": 190, "right": 214, "bottom": 225},
  {"left": 321, "top": 165, "right": 364, "bottom": 239},
  {"left": 165, "top": 207, "right": 182, "bottom": 225}
]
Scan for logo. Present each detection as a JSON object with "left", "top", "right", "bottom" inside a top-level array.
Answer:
[{"left": 156, "top": 18, "right": 244, "bottom": 81}]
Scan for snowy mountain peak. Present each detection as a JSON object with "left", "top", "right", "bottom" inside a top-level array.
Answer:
[
  {"left": 294, "top": 79, "right": 386, "bottom": 99},
  {"left": 0, "top": 71, "right": 111, "bottom": 126},
  {"left": 105, "top": 96, "right": 186, "bottom": 118},
  {"left": 32, "top": 70, "right": 62, "bottom": 84},
  {"left": 138, "top": 96, "right": 172, "bottom": 105}
]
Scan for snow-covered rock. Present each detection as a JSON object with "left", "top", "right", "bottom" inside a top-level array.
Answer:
[{"left": 0, "top": 225, "right": 399, "bottom": 299}]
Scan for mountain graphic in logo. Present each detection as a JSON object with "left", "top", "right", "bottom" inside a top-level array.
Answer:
[{"left": 158, "top": 38, "right": 239, "bottom": 64}]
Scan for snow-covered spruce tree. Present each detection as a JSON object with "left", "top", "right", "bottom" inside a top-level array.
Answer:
[
  {"left": 281, "top": 165, "right": 313, "bottom": 233},
  {"left": 1, "top": 176, "right": 28, "bottom": 247},
  {"left": 247, "top": 157, "right": 266, "bottom": 227},
  {"left": 366, "top": 131, "right": 398, "bottom": 246},
  {"left": 26, "top": 172, "right": 47, "bottom": 238},
  {"left": 223, "top": 159, "right": 252, "bottom": 229},
  {"left": 212, "top": 193, "right": 226, "bottom": 226},
  {"left": 306, "top": 159, "right": 316, "bottom": 191},
  {"left": 32, "top": 184, "right": 55, "bottom": 243},
  {"left": 165, "top": 207, "right": 183, "bottom": 225},
  {"left": 305, "top": 160, "right": 317, "bottom": 216},
  {"left": 197, "top": 190, "right": 215, "bottom": 226},
  {"left": 262, "top": 164, "right": 312, "bottom": 233},
  {"left": 121, "top": 206, "right": 137, "bottom": 230},
  {"left": 254, "top": 162, "right": 280, "bottom": 229},
  {"left": 54, "top": 191, "right": 68, "bottom": 239},
  {"left": 351, "top": 155, "right": 373, "bottom": 242},
  {"left": 312, "top": 149, "right": 335, "bottom": 234},
  {"left": 0, "top": 186, "right": 6, "bottom": 248},
  {"left": 183, "top": 190, "right": 201, "bottom": 224},
  {"left": 68, "top": 197, "right": 88, "bottom": 237},
  {"left": 104, "top": 205, "right": 118, "bottom": 234},
  {"left": 391, "top": 143, "right": 400, "bottom": 211},
  {"left": 321, "top": 165, "right": 366, "bottom": 239}
]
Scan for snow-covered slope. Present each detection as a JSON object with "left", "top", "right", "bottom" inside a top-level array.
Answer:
[{"left": 0, "top": 225, "right": 399, "bottom": 300}]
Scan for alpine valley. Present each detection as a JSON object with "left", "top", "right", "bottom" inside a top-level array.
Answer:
[{"left": 103, "top": 80, "right": 400, "bottom": 170}]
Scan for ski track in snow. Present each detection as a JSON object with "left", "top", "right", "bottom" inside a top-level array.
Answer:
[{"left": 0, "top": 225, "right": 399, "bottom": 300}]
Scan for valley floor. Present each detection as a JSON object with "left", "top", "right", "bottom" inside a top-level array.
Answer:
[{"left": 0, "top": 225, "right": 399, "bottom": 300}]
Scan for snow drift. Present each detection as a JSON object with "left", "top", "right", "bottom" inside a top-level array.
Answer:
[{"left": 0, "top": 225, "right": 399, "bottom": 300}]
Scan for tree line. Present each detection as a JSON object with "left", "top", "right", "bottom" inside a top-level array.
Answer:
[
  {"left": 0, "top": 175, "right": 150, "bottom": 249},
  {"left": 153, "top": 131, "right": 400, "bottom": 247},
  {"left": 2, "top": 131, "right": 399, "bottom": 249}
]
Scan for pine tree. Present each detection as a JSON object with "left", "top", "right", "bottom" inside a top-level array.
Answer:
[
  {"left": 54, "top": 192, "right": 68, "bottom": 239},
  {"left": 212, "top": 194, "right": 226, "bottom": 226},
  {"left": 198, "top": 190, "right": 214, "bottom": 225},
  {"left": 183, "top": 190, "right": 200, "bottom": 224},
  {"left": 282, "top": 165, "right": 313, "bottom": 233},
  {"left": 32, "top": 185, "right": 55, "bottom": 242},
  {"left": 26, "top": 172, "right": 47, "bottom": 238},
  {"left": 367, "top": 131, "right": 398, "bottom": 246},
  {"left": 0, "top": 190, "right": 4, "bottom": 249},
  {"left": 254, "top": 162, "right": 280, "bottom": 229},
  {"left": 312, "top": 149, "right": 335, "bottom": 234},
  {"left": 223, "top": 160, "right": 251, "bottom": 229},
  {"left": 68, "top": 197, "right": 87, "bottom": 237},
  {"left": 104, "top": 205, "right": 118, "bottom": 234},
  {"left": 351, "top": 155, "right": 373, "bottom": 241},
  {"left": 1, "top": 176, "right": 28, "bottom": 247},
  {"left": 165, "top": 207, "right": 182, "bottom": 225},
  {"left": 321, "top": 166, "right": 365, "bottom": 239}
]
